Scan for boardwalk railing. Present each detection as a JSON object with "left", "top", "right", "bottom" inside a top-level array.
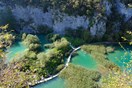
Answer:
[{"left": 29, "top": 46, "right": 81, "bottom": 86}]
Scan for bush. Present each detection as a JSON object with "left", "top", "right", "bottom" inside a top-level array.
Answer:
[
  {"left": 44, "top": 44, "right": 54, "bottom": 49},
  {"left": 55, "top": 64, "right": 65, "bottom": 73},
  {"left": 81, "top": 45, "right": 106, "bottom": 54},
  {"left": 22, "top": 33, "right": 27, "bottom": 40},
  {"left": 23, "top": 34, "right": 40, "bottom": 46},
  {"left": 46, "top": 33, "right": 61, "bottom": 42},
  {"left": 24, "top": 51, "right": 37, "bottom": 60},
  {"left": 53, "top": 38, "right": 70, "bottom": 53},
  {"left": 1, "top": 33, "right": 15, "bottom": 46},
  {"left": 65, "top": 28, "right": 92, "bottom": 46},
  {"left": 65, "top": 37, "right": 85, "bottom": 47},
  {"left": 37, "top": 52, "right": 49, "bottom": 67},
  {"left": 28, "top": 43, "right": 41, "bottom": 51},
  {"left": 106, "top": 46, "right": 114, "bottom": 53}
]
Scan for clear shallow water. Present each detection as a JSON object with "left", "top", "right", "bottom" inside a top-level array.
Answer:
[
  {"left": 6, "top": 42, "right": 26, "bottom": 62},
  {"left": 37, "top": 34, "right": 48, "bottom": 45},
  {"left": 37, "top": 34, "right": 49, "bottom": 51},
  {"left": 34, "top": 50, "right": 97, "bottom": 88},
  {"left": 71, "top": 50, "right": 97, "bottom": 70},
  {"left": 34, "top": 46, "right": 132, "bottom": 88},
  {"left": 33, "top": 77, "right": 65, "bottom": 88},
  {"left": 7, "top": 40, "right": 132, "bottom": 88},
  {"left": 108, "top": 45, "right": 132, "bottom": 68},
  {"left": 6, "top": 34, "right": 48, "bottom": 62}
]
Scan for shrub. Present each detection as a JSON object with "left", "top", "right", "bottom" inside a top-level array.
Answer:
[
  {"left": 65, "top": 28, "right": 91, "bottom": 40},
  {"left": 24, "top": 51, "right": 37, "bottom": 60},
  {"left": 22, "top": 33, "right": 27, "bottom": 40},
  {"left": 0, "top": 25, "right": 15, "bottom": 47},
  {"left": 55, "top": 64, "right": 65, "bottom": 73},
  {"left": 65, "top": 37, "right": 85, "bottom": 47},
  {"left": 28, "top": 43, "right": 41, "bottom": 51},
  {"left": 53, "top": 38, "right": 70, "bottom": 53},
  {"left": 23, "top": 34, "right": 40, "bottom": 46},
  {"left": 106, "top": 46, "right": 114, "bottom": 53},
  {"left": 37, "top": 52, "right": 49, "bottom": 67},
  {"left": 44, "top": 44, "right": 54, "bottom": 49},
  {"left": 46, "top": 33, "right": 61, "bottom": 42}
]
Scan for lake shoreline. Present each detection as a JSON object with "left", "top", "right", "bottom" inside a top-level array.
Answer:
[{"left": 29, "top": 46, "right": 81, "bottom": 87}]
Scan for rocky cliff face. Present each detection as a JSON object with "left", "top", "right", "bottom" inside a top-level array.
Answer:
[
  {"left": 0, "top": 0, "right": 132, "bottom": 40},
  {"left": 12, "top": 7, "right": 90, "bottom": 34}
]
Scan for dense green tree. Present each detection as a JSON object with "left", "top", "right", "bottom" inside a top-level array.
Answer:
[
  {"left": 47, "top": 33, "right": 61, "bottom": 42},
  {"left": 53, "top": 38, "right": 70, "bottom": 53},
  {"left": 23, "top": 34, "right": 40, "bottom": 46}
]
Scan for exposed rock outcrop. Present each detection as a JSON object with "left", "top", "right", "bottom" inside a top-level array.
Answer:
[
  {"left": 0, "top": 0, "right": 132, "bottom": 38},
  {"left": 90, "top": 18, "right": 106, "bottom": 38}
]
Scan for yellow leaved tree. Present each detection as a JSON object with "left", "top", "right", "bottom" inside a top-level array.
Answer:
[{"left": 0, "top": 24, "right": 15, "bottom": 47}]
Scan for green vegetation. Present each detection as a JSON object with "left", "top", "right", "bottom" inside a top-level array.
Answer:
[
  {"left": 100, "top": 31, "right": 132, "bottom": 88},
  {"left": 81, "top": 45, "right": 118, "bottom": 71},
  {"left": 46, "top": 34, "right": 70, "bottom": 53},
  {"left": 0, "top": 33, "right": 71, "bottom": 87},
  {"left": 65, "top": 28, "right": 91, "bottom": 46},
  {"left": 128, "top": 4, "right": 132, "bottom": 8},
  {"left": 0, "top": 24, "right": 15, "bottom": 48},
  {"left": 60, "top": 64, "right": 101, "bottom": 88},
  {"left": 0, "top": 0, "right": 132, "bottom": 88},
  {"left": 101, "top": 69, "right": 132, "bottom": 88},
  {"left": 101, "top": 50, "right": 132, "bottom": 88},
  {"left": 23, "top": 34, "right": 41, "bottom": 51},
  {"left": 53, "top": 0, "right": 103, "bottom": 16},
  {"left": 0, "top": 63, "right": 33, "bottom": 88},
  {"left": 46, "top": 33, "right": 61, "bottom": 42},
  {"left": 1, "top": 0, "right": 104, "bottom": 17},
  {"left": 122, "top": 31, "right": 132, "bottom": 45}
]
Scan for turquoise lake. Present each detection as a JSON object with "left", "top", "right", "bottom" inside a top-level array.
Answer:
[
  {"left": 7, "top": 40, "right": 132, "bottom": 88},
  {"left": 108, "top": 45, "right": 132, "bottom": 68},
  {"left": 33, "top": 50, "right": 98, "bottom": 88},
  {"left": 33, "top": 78, "right": 65, "bottom": 88},
  {"left": 6, "top": 42, "right": 26, "bottom": 62},
  {"left": 71, "top": 50, "right": 97, "bottom": 70}
]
